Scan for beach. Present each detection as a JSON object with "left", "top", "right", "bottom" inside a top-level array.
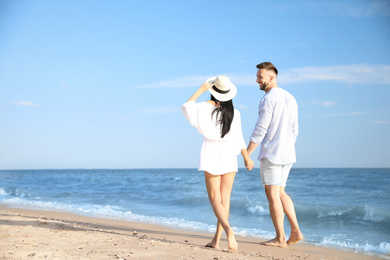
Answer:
[{"left": 0, "top": 204, "right": 383, "bottom": 260}]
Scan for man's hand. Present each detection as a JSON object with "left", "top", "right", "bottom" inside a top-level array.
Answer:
[{"left": 245, "top": 158, "right": 254, "bottom": 171}]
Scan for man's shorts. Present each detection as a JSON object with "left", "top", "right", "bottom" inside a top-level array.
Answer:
[{"left": 260, "top": 158, "right": 293, "bottom": 187}]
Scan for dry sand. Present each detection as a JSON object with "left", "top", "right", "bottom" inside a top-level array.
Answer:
[{"left": 0, "top": 204, "right": 384, "bottom": 260}]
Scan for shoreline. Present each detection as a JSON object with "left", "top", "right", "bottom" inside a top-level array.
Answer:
[{"left": 0, "top": 204, "right": 385, "bottom": 260}]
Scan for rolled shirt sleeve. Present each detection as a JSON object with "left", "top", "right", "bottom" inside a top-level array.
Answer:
[
  {"left": 250, "top": 98, "right": 273, "bottom": 144},
  {"left": 292, "top": 106, "right": 299, "bottom": 143}
]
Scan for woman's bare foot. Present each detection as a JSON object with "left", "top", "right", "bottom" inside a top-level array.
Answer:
[
  {"left": 287, "top": 230, "right": 304, "bottom": 245},
  {"left": 260, "top": 238, "right": 287, "bottom": 248},
  {"left": 205, "top": 241, "right": 219, "bottom": 249},
  {"left": 227, "top": 229, "right": 238, "bottom": 252}
]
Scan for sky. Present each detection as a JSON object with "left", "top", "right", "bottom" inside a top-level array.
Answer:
[{"left": 0, "top": 0, "right": 389, "bottom": 169}]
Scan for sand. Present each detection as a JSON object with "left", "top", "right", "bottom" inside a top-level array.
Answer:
[{"left": 0, "top": 204, "right": 384, "bottom": 260}]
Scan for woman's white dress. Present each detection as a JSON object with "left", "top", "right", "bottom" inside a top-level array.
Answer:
[{"left": 182, "top": 101, "right": 246, "bottom": 175}]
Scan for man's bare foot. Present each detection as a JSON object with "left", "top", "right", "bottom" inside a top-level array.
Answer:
[
  {"left": 287, "top": 231, "right": 304, "bottom": 245},
  {"left": 260, "top": 238, "right": 287, "bottom": 248},
  {"left": 205, "top": 241, "right": 219, "bottom": 249}
]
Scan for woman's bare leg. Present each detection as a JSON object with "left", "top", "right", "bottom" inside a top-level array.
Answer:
[
  {"left": 205, "top": 172, "right": 235, "bottom": 249},
  {"left": 204, "top": 171, "right": 237, "bottom": 252}
]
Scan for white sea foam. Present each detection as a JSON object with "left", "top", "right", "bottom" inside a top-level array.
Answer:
[
  {"left": 0, "top": 197, "right": 215, "bottom": 233},
  {"left": 0, "top": 188, "right": 7, "bottom": 195},
  {"left": 363, "top": 205, "right": 389, "bottom": 223},
  {"left": 233, "top": 227, "right": 274, "bottom": 239},
  {"left": 317, "top": 207, "right": 353, "bottom": 218},
  {"left": 321, "top": 236, "right": 390, "bottom": 255},
  {"left": 247, "top": 204, "right": 268, "bottom": 215},
  {"left": 379, "top": 242, "right": 390, "bottom": 255},
  {"left": 0, "top": 196, "right": 278, "bottom": 241}
]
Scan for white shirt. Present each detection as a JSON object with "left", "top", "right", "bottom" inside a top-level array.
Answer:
[
  {"left": 182, "top": 101, "right": 246, "bottom": 175},
  {"left": 250, "top": 87, "right": 299, "bottom": 164}
]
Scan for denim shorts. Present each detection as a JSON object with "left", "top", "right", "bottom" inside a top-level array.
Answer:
[{"left": 260, "top": 158, "right": 293, "bottom": 187}]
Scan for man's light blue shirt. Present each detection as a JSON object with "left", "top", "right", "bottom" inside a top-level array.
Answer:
[{"left": 250, "top": 87, "right": 299, "bottom": 165}]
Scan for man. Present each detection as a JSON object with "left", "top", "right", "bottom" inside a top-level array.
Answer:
[{"left": 247, "top": 62, "right": 303, "bottom": 247}]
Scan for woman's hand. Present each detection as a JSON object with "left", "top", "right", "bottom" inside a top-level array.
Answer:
[
  {"left": 199, "top": 82, "right": 213, "bottom": 93},
  {"left": 241, "top": 149, "right": 254, "bottom": 171},
  {"left": 245, "top": 158, "right": 254, "bottom": 171},
  {"left": 186, "top": 81, "right": 213, "bottom": 102}
]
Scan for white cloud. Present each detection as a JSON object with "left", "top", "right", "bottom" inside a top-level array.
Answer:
[
  {"left": 132, "top": 64, "right": 390, "bottom": 89},
  {"left": 324, "top": 111, "right": 368, "bottom": 118},
  {"left": 11, "top": 101, "right": 41, "bottom": 108},
  {"left": 238, "top": 104, "right": 248, "bottom": 110},
  {"left": 278, "top": 64, "right": 390, "bottom": 85},
  {"left": 119, "top": 114, "right": 135, "bottom": 121},
  {"left": 303, "top": 100, "right": 336, "bottom": 107},
  {"left": 134, "top": 75, "right": 214, "bottom": 89},
  {"left": 308, "top": 0, "right": 390, "bottom": 17},
  {"left": 118, "top": 107, "right": 179, "bottom": 120},
  {"left": 374, "top": 120, "right": 390, "bottom": 124},
  {"left": 140, "top": 106, "right": 179, "bottom": 115},
  {"left": 322, "top": 101, "right": 336, "bottom": 107}
]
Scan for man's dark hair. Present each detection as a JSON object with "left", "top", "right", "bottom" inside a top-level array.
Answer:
[{"left": 256, "top": 62, "right": 278, "bottom": 76}]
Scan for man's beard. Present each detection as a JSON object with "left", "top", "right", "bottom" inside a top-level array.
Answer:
[{"left": 260, "top": 81, "right": 270, "bottom": 90}]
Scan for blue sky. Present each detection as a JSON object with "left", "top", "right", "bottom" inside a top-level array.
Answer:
[{"left": 1, "top": 0, "right": 389, "bottom": 169}]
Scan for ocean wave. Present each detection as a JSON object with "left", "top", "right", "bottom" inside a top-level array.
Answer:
[
  {"left": 233, "top": 227, "right": 274, "bottom": 239},
  {"left": 320, "top": 236, "right": 390, "bottom": 255},
  {"left": 0, "top": 196, "right": 276, "bottom": 241},
  {"left": 299, "top": 204, "right": 390, "bottom": 225},
  {"left": 363, "top": 205, "right": 390, "bottom": 223},
  {"left": 317, "top": 207, "right": 353, "bottom": 218},
  {"left": 0, "top": 197, "right": 215, "bottom": 232},
  {"left": 247, "top": 205, "right": 268, "bottom": 215},
  {"left": 235, "top": 196, "right": 269, "bottom": 216},
  {"left": 0, "top": 186, "right": 36, "bottom": 199}
]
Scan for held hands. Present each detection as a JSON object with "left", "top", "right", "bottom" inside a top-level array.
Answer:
[
  {"left": 241, "top": 149, "right": 254, "bottom": 171},
  {"left": 245, "top": 157, "right": 254, "bottom": 171}
]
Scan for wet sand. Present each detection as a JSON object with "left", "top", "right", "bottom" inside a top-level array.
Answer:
[{"left": 0, "top": 204, "right": 383, "bottom": 260}]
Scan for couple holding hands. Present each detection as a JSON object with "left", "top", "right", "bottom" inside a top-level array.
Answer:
[{"left": 182, "top": 62, "right": 304, "bottom": 252}]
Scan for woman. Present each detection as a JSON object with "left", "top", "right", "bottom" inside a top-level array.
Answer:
[{"left": 182, "top": 75, "right": 254, "bottom": 252}]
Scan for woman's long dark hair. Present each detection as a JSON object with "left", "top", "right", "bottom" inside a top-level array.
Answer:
[{"left": 211, "top": 94, "right": 234, "bottom": 138}]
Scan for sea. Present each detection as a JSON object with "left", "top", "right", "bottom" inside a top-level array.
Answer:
[{"left": 0, "top": 168, "right": 389, "bottom": 257}]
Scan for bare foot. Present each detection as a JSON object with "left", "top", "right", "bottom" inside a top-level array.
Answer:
[
  {"left": 260, "top": 238, "right": 287, "bottom": 248},
  {"left": 227, "top": 230, "right": 238, "bottom": 252},
  {"left": 287, "top": 231, "right": 304, "bottom": 245},
  {"left": 205, "top": 241, "right": 219, "bottom": 250}
]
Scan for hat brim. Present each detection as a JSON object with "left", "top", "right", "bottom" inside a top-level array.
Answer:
[{"left": 206, "top": 77, "right": 237, "bottom": 102}]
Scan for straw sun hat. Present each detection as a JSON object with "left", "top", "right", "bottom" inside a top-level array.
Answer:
[{"left": 206, "top": 75, "right": 237, "bottom": 102}]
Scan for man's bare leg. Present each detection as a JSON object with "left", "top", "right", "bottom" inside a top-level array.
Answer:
[
  {"left": 261, "top": 185, "right": 287, "bottom": 248},
  {"left": 280, "top": 187, "right": 303, "bottom": 245}
]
